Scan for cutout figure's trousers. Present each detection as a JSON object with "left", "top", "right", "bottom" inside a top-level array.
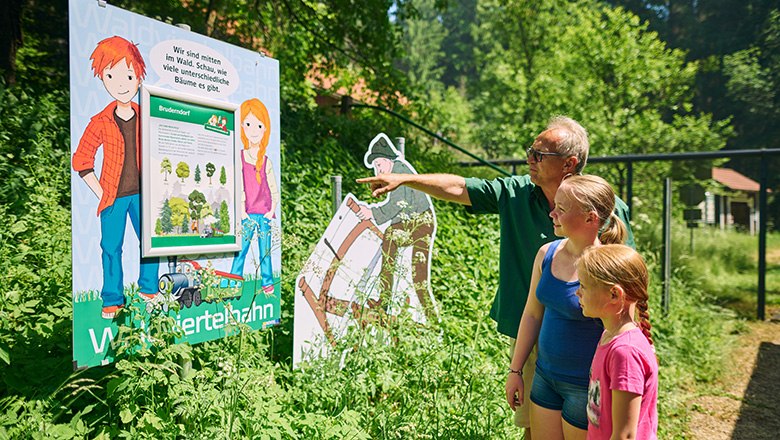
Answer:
[{"left": 378, "top": 210, "right": 434, "bottom": 315}]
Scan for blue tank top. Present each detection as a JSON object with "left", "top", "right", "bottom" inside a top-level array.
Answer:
[{"left": 535, "top": 240, "right": 603, "bottom": 387}]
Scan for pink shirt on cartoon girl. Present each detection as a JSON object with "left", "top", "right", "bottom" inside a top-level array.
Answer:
[
  {"left": 587, "top": 328, "right": 659, "bottom": 440},
  {"left": 240, "top": 153, "right": 273, "bottom": 215}
]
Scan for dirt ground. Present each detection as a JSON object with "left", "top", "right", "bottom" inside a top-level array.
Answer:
[{"left": 687, "top": 310, "right": 780, "bottom": 439}]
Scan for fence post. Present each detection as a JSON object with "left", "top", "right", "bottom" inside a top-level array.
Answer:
[
  {"left": 758, "top": 153, "right": 767, "bottom": 320},
  {"left": 331, "top": 175, "right": 342, "bottom": 215},
  {"left": 395, "top": 137, "right": 405, "bottom": 156},
  {"left": 662, "top": 178, "right": 672, "bottom": 315},
  {"left": 626, "top": 161, "right": 633, "bottom": 221}
]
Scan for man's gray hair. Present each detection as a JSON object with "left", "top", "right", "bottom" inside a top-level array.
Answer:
[{"left": 546, "top": 116, "right": 589, "bottom": 173}]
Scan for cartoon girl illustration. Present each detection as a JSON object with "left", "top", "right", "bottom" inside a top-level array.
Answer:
[{"left": 230, "top": 98, "right": 279, "bottom": 294}]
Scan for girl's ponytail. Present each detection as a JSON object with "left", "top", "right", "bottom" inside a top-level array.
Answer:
[{"left": 599, "top": 212, "right": 627, "bottom": 245}]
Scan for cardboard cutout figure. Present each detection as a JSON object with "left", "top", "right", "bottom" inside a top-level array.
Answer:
[
  {"left": 71, "top": 36, "right": 161, "bottom": 320},
  {"left": 293, "top": 134, "right": 438, "bottom": 366},
  {"left": 230, "top": 98, "right": 280, "bottom": 294}
]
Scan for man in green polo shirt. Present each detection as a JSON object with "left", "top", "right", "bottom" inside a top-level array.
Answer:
[{"left": 358, "top": 116, "right": 634, "bottom": 438}]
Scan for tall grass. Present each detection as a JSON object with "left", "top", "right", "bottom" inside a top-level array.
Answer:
[
  {"left": 647, "top": 224, "right": 780, "bottom": 318},
  {"left": 0, "top": 86, "right": 760, "bottom": 438}
]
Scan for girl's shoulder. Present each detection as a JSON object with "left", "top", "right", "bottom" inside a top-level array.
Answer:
[
  {"left": 606, "top": 329, "right": 656, "bottom": 362},
  {"left": 539, "top": 238, "right": 565, "bottom": 253},
  {"left": 537, "top": 239, "right": 566, "bottom": 271},
  {"left": 543, "top": 239, "right": 566, "bottom": 259},
  {"left": 537, "top": 240, "right": 559, "bottom": 261}
]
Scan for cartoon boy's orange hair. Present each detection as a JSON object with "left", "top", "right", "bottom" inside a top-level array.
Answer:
[{"left": 90, "top": 36, "right": 146, "bottom": 80}]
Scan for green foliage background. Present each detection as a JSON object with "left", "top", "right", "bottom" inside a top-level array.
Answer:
[{"left": 1, "top": 0, "right": 776, "bottom": 438}]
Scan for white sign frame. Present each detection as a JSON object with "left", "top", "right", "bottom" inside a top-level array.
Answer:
[{"left": 140, "top": 84, "right": 242, "bottom": 257}]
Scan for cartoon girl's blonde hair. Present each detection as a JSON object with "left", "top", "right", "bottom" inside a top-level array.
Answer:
[{"left": 240, "top": 98, "right": 271, "bottom": 184}]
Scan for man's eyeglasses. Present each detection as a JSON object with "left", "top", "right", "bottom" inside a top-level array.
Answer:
[{"left": 526, "top": 146, "right": 566, "bottom": 163}]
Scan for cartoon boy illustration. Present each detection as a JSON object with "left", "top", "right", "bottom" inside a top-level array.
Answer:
[{"left": 72, "top": 36, "right": 160, "bottom": 319}]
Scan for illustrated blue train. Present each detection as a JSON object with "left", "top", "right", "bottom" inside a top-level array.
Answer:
[{"left": 157, "top": 257, "right": 244, "bottom": 308}]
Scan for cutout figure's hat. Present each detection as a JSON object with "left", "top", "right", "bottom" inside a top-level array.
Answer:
[{"left": 365, "top": 135, "right": 399, "bottom": 165}]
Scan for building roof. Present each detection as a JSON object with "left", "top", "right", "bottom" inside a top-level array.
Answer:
[
  {"left": 712, "top": 167, "right": 761, "bottom": 192},
  {"left": 306, "top": 62, "right": 409, "bottom": 107}
]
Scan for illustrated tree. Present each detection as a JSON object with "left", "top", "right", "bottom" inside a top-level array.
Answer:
[
  {"left": 176, "top": 161, "right": 190, "bottom": 183},
  {"left": 219, "top": 165, "right": 227, "bottom": 186},
  {"left": 188, "top": 189, "right": 206, "bottom": 226},
  {"left": 160, "top": 198, "right": 173, "bottom": 234},
  {"left": 194, "top": 164, "right": 202, "bottom": 185},
  {"left": 154, "top": 218, "right": 162, "bottom": 235},
  {"left": 206, "top": 162, "right": 216, "bottom": 184},
  {"left": 169, "top": 197, "right": 190, "bottom": 233},
  {"left": 160, "top": 157, "right": 172, "bottom": 182},
  {"left": 200, "top": 202, "right": 214, "bottom": 220},
  {"left": 219, "top": 200, "right": 230, "bottom": 234}
]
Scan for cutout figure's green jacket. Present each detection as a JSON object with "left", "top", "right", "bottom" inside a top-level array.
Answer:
[{"left": 371, "top": 161, "right": 432, "bottom": 225}]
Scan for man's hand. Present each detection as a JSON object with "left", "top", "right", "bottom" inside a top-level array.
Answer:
[
  {"left": 357, "top": 172, "right": 472, "bottom": 205},
  {"left": 356, "top": 205, "right": 374, "bottom": 221},
  {"left": 356, "top": 173, "right": 406, "bottom": 198}
]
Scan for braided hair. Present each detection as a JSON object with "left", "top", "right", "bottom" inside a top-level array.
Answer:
[
  {"left": 578, "top": 244, "right": 653, "bottom": 345},
  {"left": 239, "top": 98, "right": 271, "bottom": 185}
]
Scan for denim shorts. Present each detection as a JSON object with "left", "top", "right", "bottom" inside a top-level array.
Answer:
[{"left": 529, "top": 368, "right": 589, "bottom": 430}]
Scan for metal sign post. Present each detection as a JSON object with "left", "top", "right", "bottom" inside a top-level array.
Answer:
[
  {"left": 331, "top": 175, "right": 343, "bottom": 215},
  {"left": 662, "top": 178, "right": 672, "bottom": 315}
]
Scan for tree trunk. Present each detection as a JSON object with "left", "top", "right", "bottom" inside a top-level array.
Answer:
[{"left": 0, "top": 0, "right": 24, "bottom": 85}]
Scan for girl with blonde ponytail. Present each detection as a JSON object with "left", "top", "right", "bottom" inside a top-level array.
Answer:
[
  {"left": 506, "top": 175, "right": 627, "bottom": 440},
  {"left": 576, "top": 244, "right": 658, "bottom": 439}
]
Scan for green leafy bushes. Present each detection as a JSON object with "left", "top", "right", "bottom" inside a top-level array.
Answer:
[{"left": 0, "top": 83, "right": 749, "bottom": 439}]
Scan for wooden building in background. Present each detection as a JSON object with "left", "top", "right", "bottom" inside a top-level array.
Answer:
[{"left": 702, "top": 167, "right": 767, "bottom": 234}]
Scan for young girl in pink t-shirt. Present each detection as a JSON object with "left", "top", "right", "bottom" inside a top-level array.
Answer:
[{"left": 576, "top": 245, "right": 658, "bottom": 440}]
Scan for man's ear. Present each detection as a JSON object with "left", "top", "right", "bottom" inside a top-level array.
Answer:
[{"left": 564, "top": 157, "right": 578, "bottom": 173}]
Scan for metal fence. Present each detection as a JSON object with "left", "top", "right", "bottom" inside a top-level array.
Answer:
[
  {"left": 459, "top": 148, "right": 780, "bottom": 320},
  {"left": 345, "top": 100, "right": 779, "bottom": 319}
]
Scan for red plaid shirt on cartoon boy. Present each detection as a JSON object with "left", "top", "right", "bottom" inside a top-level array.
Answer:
[{"left": 72, "top": 101, "right": 141, "bottom": 216}]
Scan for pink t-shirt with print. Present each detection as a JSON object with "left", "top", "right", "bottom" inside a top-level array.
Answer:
[{"left": 587, "top": 327, "right": 658, "bottom": 440}]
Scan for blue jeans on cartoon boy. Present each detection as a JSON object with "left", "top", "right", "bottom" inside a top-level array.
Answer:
[
  {"left": 100, "top": 194, "right": 160, "bottom": 307},
  {"left": 230, "top": 214, "right": 274, "bottom": 290}
]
